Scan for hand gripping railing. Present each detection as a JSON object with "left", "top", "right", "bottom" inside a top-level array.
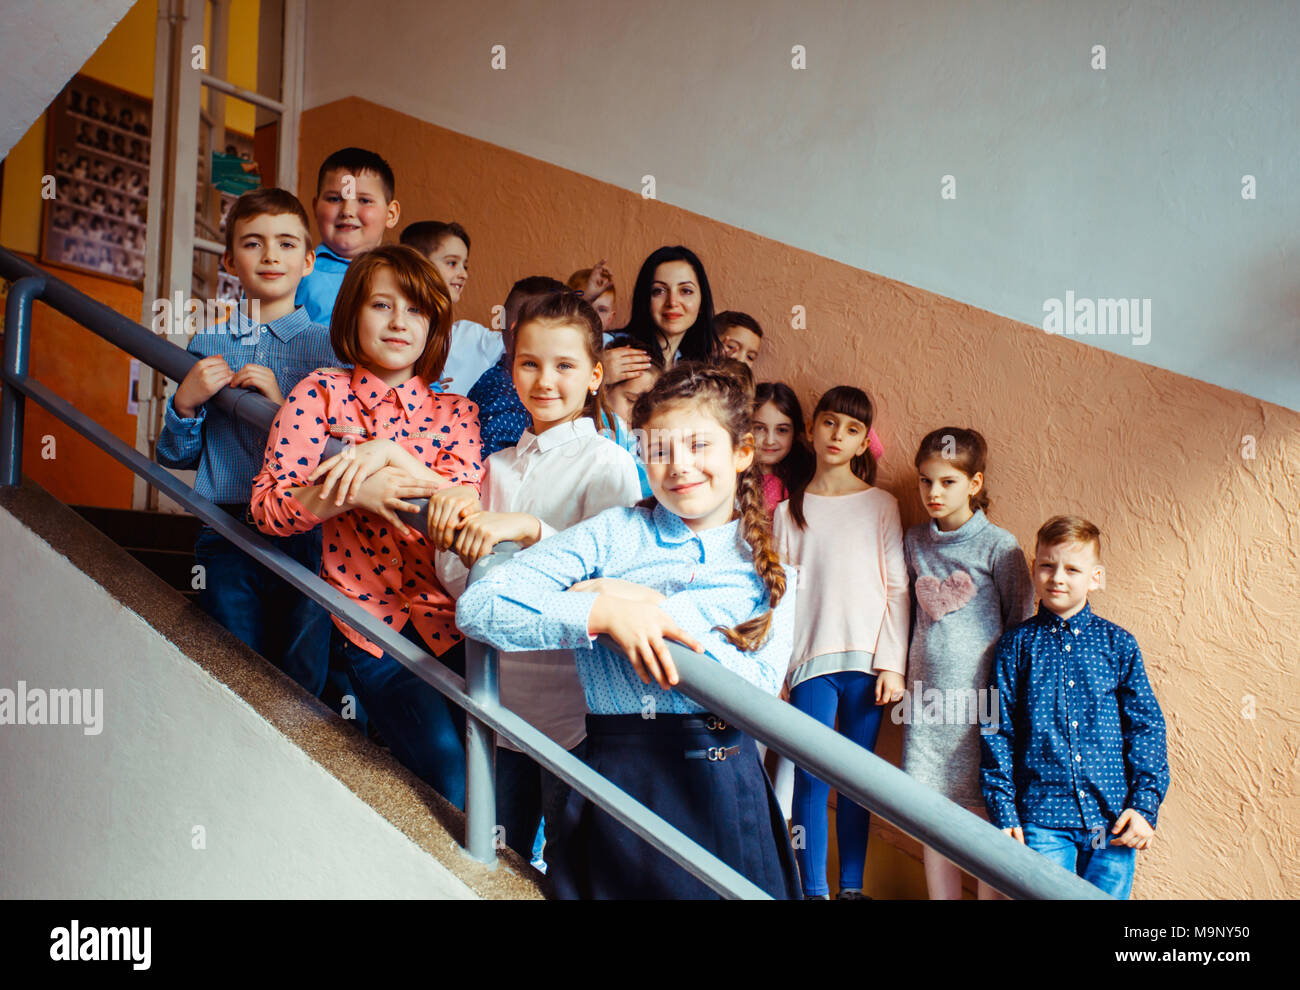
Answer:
[{"left": 0, "top": 246, "right": 1109, "bottom": 898}]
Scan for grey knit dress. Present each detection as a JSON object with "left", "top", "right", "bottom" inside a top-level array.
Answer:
[{"left": 901, "top": 510, "right": 1035, "bottom": 808}]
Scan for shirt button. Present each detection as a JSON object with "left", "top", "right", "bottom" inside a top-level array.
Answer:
[
  {"left": 391, "top": 557, "right": 399, "bottom": 565},
  {"left": 1064, "top": 643, "right": 1072, "bottom": 652},
  {"left": 1075, "top": 754, "right": 1082, "bottom": 762},
  {"left": 1068, "top": 679, "right": 1075, "bottom": 687},
  {"left": 1072, "top": 720, "right": 1078, "bottom": 728}
]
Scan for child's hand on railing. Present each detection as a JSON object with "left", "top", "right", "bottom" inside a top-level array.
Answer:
[
  {"left": 346, "top": 466, "right": 440, "bottom": 538},
  {"left": 453, "top": 511, "right": 541, "bottom": 568},
  {"left": 587, "top": 594, "right": 703, "bottom": 691},
  {"left": 874, "top": 669, "right": 905, "bottom": 705},
  {"left": 229, "top": 362, "right": 284, "bottom": 406},
  {"left": 310, "top": 438, "right": 403, "bottom": 507},
  {"left": 1002, "top": 826, "right": 1025, "bottom": 844},
  {"left": 173, "top": 354, "right": 233, "bottom": 417},
  {"left": 427, "top": 486, "right": 481, "bottom": 549},
  {"left": 568, "top": 577, "right": 666, "bottom": 605}
]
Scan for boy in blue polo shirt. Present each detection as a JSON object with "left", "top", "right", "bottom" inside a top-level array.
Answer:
[
  {"left": 157, "top": 187, "right": 340, "bottom": 696},
  {"left": 980, "top": 515, "right": 1170, "bottom": 899},
  {"left": 295, "top": 147, "right": 401, "bottom": 325}
]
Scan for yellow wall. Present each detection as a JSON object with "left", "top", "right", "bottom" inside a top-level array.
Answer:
[{"left": 1, "top": 0, "right": 261, "bottom": 255}]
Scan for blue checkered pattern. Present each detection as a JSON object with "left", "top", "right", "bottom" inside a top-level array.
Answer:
[{"left": 155, "top": 305, "right": 342, "bottom": 503}]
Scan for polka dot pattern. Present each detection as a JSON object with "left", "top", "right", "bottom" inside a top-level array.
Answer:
[
  {"left": 456, "top": 504, "right": 796, "bottom": 714},
  {"left": 980, "top": 603, "right": 1170, "bottom": 831},
  {"left": 467, "top": 355, "right": 529, "bottom": 458}
]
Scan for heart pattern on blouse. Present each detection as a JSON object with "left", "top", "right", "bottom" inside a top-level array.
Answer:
[{"left": 915, "top": 570, "right": 976, "bottom": 621}]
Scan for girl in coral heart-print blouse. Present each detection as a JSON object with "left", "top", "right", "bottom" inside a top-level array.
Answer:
[
  {"left": 772, "top": 386, "right": 909, "bottom": 901},
  {"left": 251, "top": 244, "right": 483, "bottom": 809}
]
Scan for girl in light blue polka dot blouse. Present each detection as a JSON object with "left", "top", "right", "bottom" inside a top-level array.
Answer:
[{"left": 458, "top": 361, "right": 801, "bottom": 899}]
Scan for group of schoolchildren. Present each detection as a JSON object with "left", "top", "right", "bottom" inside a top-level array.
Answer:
[{"left": 156, "top": 146, "right": 1170, "bottom": 901}]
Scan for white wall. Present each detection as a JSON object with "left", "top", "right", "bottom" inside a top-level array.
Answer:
[
  {"left": 304, "top": 0, "right": 1299, "bottom": 410},
  {"left": 0, "top": 509, "right": 475, "bottom": 898},
  {"left": 0, "top": 0, "right": 137, "bottom": 160}
]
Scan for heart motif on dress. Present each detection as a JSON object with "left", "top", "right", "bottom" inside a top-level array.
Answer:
[{"left": 915, "top": 570, "right": 976, "bottom": 621}]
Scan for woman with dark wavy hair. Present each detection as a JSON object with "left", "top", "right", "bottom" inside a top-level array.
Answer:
[{"left": 613, "top": 245, "right": 720, "bottom": 370}]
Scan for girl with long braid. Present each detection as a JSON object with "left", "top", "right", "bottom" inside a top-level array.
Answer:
[{"left": 457, "top": 361, "right": 800, "bottom": 899}]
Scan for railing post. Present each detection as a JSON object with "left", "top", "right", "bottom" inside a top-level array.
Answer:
[
  {"left": 463, "top": 636, "right": 500, "bottom": 864},
  {"left": 461, "top": 545, "right": 520, "bottom": 864},
  {"left": 1, "top": 276, "right": 45, "bottom": 487}
]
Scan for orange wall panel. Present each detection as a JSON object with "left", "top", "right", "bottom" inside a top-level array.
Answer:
[
  {"left": 299, "top": 97, "right": 1300, "bottom": 899},
  {"left": 6, "top": 255, "right": 140, "bottom": 508}
]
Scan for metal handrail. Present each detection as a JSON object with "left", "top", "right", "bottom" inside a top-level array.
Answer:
[
  {"left": 0, "top": 252, "right": 767, "bottom": 898},
  {"left": 0, "top": 246, "right": 1109, "bottom": 898}
]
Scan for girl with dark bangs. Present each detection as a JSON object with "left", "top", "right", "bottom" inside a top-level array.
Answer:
[{"left": 773, "top": 385, "right": 910, "bottom": 899}]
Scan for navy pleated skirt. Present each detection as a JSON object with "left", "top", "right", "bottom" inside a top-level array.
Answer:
[{"left": 547, "top": 713, "right": 801, "bottom": 900}]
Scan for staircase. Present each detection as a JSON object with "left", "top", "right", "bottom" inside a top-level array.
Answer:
[{"left": 71, "top": 506, "right": 202, "bottom": 602}]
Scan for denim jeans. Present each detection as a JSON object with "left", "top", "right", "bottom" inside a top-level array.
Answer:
[
  {"left": 1022, "top": 823, "right": 1138, "bottom": 899},
  {"left": 195, "top": 522, "right": 332, "bottom": 697},
  {"left": 495, "top": 740, "right": 587, "bottom": 864},
  {"left": 331, "top": 623, "right": 467, "bottom": 809}
]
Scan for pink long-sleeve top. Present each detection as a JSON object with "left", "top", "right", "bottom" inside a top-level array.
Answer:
[
  {"left": 773, "top": 486, "right": 910, "bottom": 679},
  {"left": 250, "top": 367, "right": 483, "bottom": 658}
]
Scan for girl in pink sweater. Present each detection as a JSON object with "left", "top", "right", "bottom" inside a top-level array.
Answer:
[{"left": 773, "top": 386, "right": 909, "bottom": 899}]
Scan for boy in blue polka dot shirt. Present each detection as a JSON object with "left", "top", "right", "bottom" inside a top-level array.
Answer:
[{"left": 980, "top": 515, "right": 1169, "bottom": 899}]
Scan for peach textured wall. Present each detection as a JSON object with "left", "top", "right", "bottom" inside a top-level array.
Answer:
[{"left": 299, "top": 97, "right": 1300, "bottom": 900}]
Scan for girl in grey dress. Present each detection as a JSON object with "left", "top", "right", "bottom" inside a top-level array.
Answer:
[{"left": 902, "top": 428, "right": 1034, "bottom": 899}]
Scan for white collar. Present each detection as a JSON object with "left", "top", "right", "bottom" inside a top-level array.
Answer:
[{"left": 517, "top": 417, "right": 596, "bottom": 455}]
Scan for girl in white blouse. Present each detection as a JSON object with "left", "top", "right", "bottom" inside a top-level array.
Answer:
[{"left": 437, "top": 290, "right": 642, "bottom": 864}]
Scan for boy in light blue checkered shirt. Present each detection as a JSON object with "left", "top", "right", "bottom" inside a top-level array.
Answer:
[{"left": 156, "top": 188, "right": 341, "bottom": 699}]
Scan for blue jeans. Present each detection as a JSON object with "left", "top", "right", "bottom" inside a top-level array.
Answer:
[
  {"left": 195, "top": 521, "right": 332, "bottom": 696},
  {"left": 331, "top": 623, "right": 467, "bottom": 809},
  {"left": 1022, "top": 823, "right": 1137, "bottom": 899},
  {"left": 790, "top": 671, "right": 883, "bottom": 897}
]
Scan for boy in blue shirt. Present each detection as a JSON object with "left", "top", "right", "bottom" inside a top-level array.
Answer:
[
  {"left": 294, "top": 147, "right": 401, "bottom": 325},
  {"left": 156, "top": 188, "right": 340, "bottom": 696},
  {"left": 980, "top": 515, "right": 1169, "bottom": 899}
]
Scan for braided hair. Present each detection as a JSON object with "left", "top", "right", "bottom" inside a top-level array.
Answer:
[{"left": 630, "top": 361, "right": 786, "bottom": 651}]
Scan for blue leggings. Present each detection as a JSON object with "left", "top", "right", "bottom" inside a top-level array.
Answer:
[{"left": 790, "top": 671, "right": 883, "bottom": 897}]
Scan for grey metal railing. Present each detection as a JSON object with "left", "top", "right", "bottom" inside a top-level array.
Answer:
[{"left": 0, "top": 246, "right": 1109, "bottom": 899}]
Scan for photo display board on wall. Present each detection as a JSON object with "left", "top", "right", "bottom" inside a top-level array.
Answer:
[
  {"left": 42, "top": 73, "right": 260, "bottom": 296},
  {"left": 42, "top": 75, "right": 151, "bottom": 283}
]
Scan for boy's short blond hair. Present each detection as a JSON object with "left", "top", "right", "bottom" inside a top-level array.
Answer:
[{"left": 1035, "top": 515, "right": 1102, "bottom": 560}]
